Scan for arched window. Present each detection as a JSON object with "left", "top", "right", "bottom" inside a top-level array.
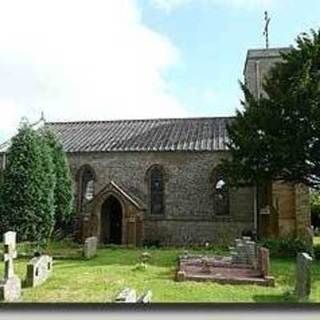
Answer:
[
  {"left": 149, "top": 165, "right": 164, "bottom": 215},
  {"left": 212, "top": 170, "right": 229, "bottom": 216},
  {"left": 78, "top": 165, "right": 96, "bottom": 211}
]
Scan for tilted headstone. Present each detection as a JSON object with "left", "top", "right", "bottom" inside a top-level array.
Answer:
[
  {"left": 0, "top": 231, "right": 21, "bottom": 302},
  {"left": 83, "top": 236, "right": 98, "bottom": 259},
  {"left": 137, "top": 290, "right": 152, "bottom": 303},
  {"left": 25, "top": 255, "right": 53, "bottom": 287},
  {"left": 295, "top": 252, "right": 313, "bottom": 299},
  {"left": 259, "top": 247, "right": 270, "bottom": 277},
  {"left": 115, "top": 288, "right": 137, "bottom": 303}
]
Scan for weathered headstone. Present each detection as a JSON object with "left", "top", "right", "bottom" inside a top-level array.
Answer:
[
  {"left": 115, "top": 288, "right": 137, "bottom": 303},
  {"left": 259, "top": 247, "right": 270, "bottom": 277},
  {"left": 83, "top": 236, "right": 98, "bottom": 259},
  {"left": 25, "top": 255, "right": 53, "bottom": 287},
  {"left": 295, "top": 252, "right": 313, "bottom": 299},
  {"left": 0, "top": 231, "right": 21, "bottom": 302},
  {"left": 176, "top": 270, "right": 186, "bottom": 282},
  {"left": 231, "top": 237, "right": 257, "bottom": 266},
  {"left": 137, "top": 290, "right": 152, "bottom": 303}
]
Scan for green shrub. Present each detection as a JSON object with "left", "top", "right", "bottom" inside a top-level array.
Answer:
[
  {"left": 43, "top": 130, "right": 74, "bottom": 236},
  {"left": 0, "top": 121, "right": 74, "bottom": 248},
  {"left": 259, "top": 238, "right": 310, "bottom": 257},
  {"left": 0, "top": 121, "right": 55, "bottom": 243},
  {"left": 143, "top": 239, "right": 161, "bottom": 248},
  {"left": 313, "top": 244, "right": 320, "bottom": 260}
]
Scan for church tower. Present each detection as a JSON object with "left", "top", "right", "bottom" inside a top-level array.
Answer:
[
  {"left": 244, "top": 47, "right": 291, "bottom": 98},
  {"left": 243, "top": 47, "right": 312, "bottom": 245}
]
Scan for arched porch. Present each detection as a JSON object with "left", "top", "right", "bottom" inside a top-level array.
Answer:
[{"left": 81, "top": 180, "right": 145, "bottom": 247}]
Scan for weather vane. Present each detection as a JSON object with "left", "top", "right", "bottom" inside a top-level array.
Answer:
[{"left": 263, "top": 11, "right": 271, "bottom": 49}]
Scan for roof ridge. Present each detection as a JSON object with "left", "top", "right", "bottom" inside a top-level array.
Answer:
[
  {"left": 46, "top": 116, "right": 234, "bottom": 125},
  {"left": 246, "top": 46, "right": 291, "bottom": 52}
]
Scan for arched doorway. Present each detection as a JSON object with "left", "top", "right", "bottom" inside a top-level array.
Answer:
[{"left": 101, "top": 195, "right": 123, "bottom": 244}]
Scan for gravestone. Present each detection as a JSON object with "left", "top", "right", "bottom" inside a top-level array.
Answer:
[
  {"left": 25, "top": 255, "right": 53, "bottom": 287},
  {"left": 295, "top": 252, "right": 313, "bottom": 299},
  {"left": 115, "top": 288, "right": 137, "bottom": 303},
  {"left": 231, "top": 237, "right": 257, "bottom": 266},
  {"left": 137, "top": 290, "right": 152, "bottom": 303},
  {"left": 0, "top": 231, "right": 21, "bottom": 302},
  {"left": 259, "top": 247, "right": 270, "bottom": 277},
  {"left": 176, "top": 270, "right": 186, "bottom": 282},
  {"left": 83, "top": 236, "right": 98, "bottom": 259}
]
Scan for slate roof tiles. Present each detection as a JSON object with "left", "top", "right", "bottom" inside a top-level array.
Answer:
[{"left": 43, "top": 117, "right": 232, "bottom": 153}]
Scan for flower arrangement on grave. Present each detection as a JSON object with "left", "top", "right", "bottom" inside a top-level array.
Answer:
[{"left": 133, "top": 251, "right": 152, "bottom": 271}]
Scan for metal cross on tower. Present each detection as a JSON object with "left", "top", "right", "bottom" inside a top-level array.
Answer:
[{"left": 263, "top": 11, "right": 271, "bottom": 49}]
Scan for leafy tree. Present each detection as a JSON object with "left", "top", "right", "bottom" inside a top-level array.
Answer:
[
  {"left": 222, "top": 29, "right": 320, "bottom": 189},
  {"left": 43, "top": 129, "right": 74, "bottom": 235},
  {"left": 0, "top": 120, "right": 55, "bottom": 243}
]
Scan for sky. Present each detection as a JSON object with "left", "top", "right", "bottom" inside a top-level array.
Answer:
[{"left": 0, "top": 0, "right": 319, "bottom": 142}]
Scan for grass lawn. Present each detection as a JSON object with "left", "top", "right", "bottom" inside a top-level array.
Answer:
[{"left": 1, "top": 244, "right": 320, "bottom": 303}]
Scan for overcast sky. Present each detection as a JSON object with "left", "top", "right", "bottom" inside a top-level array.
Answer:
[{"left": 0, "top": 0, "right": 319, "bottom": 142}]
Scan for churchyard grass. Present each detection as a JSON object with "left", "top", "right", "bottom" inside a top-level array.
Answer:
[{"left": 0, "top": 245, "right": 320, "bottom": 303}]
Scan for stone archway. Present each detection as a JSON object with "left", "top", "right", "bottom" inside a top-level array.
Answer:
[
  {"left": 100, "top": 195, "right": 123, "bottom": 244},
  {"left": 81, "top": 180, "right": 145, "bottom": 246}
]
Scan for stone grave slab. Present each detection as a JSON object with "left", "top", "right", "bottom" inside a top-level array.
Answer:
[
  {"left": 25, "top": 255, "right": 53, "bottom": 287},
  {"left": 175, "top": 240, "right": 274, "bottom": 287},
  {"left": 295, "top": 252, "right": 312, "bottom": 299},
  {"left": 258, "top": 247, "right": 270, "bottom": 276},
  {"left": 83, "top": 236, "right": 98, "bottom": 259}
]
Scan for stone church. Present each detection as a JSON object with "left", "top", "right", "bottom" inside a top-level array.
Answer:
[{"left": 1, "top": 47, "right": 312, "bottom": 246}]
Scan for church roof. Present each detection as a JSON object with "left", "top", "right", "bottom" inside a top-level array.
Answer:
[{"left": 44, "top": 117, "right": 232, "bottom": 153}]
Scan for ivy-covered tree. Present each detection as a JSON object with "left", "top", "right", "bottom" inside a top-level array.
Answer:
[
  {"left": 0, "top": 120, "right": 56, "bottom": 243},
  {"left": 222, "top": 29, "right": 320, "bottom": 189},
  {"left": 43, "top": 129, "right": 74, "bottom": 235}
]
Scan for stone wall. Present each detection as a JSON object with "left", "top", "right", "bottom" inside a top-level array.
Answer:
[
  {"left": 272, "top": 181, "right": 295, "bottom": 237},
  {"left": 258, "top": 181, "right": 311, "bottom": 242},
  {"left": 68, "top": 151, "right": 255, "bottom": 245}
]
